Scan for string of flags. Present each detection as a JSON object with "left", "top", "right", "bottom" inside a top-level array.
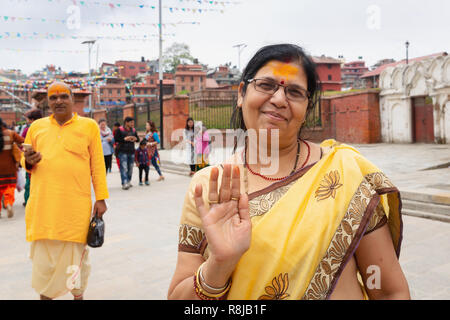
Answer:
[
  {"left": 5, "top": 0, "right": 241, "bottom": 10},
  {"left": 0, "top": 16, "right": 201, "bottom": 28},
  {"left": 0, "top": 32, "right": 176, "bottom": 40}
]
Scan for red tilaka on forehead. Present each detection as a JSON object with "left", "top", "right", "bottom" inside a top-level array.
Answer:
[{"left": 280, "top": 80, "right": 285, "bottom": 85}]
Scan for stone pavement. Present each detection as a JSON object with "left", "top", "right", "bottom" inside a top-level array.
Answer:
[{"left": 0, "top": 143, "right": 449, "bottom": 300}]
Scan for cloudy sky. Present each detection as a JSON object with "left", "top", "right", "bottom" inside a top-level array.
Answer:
[{"left": 0, "top": 0, "right": 448, "bottom": 75}]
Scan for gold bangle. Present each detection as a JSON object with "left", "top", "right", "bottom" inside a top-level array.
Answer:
[
  {"left": 195, "top": 263, "right": 231, "bottom": 299},
  {"left": 199, "top": 263, "right": 230, "bottom": 293}
]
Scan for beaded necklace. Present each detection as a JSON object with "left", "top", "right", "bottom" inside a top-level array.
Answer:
[{"left": 243, "top": 138, "right": 310, "bottom": 183}]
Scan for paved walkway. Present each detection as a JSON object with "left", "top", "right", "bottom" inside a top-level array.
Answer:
[{"left": 0, "top": 143, "right": 449, "bottom": 300}]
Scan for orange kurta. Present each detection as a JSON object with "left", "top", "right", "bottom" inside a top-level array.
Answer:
[{"left": 21, "top": 113, "right": 109, "bottom": 243}]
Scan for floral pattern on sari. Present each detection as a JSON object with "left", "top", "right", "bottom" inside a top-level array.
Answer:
[
  {"left": 302, "top": 172, "right": 393, "bottom": 300},
  {"left": 258, "top": 273, "right": 290, "bottom": 300},
  {"left": 315, "top": 170, "right": 343, "bottom": 201}
]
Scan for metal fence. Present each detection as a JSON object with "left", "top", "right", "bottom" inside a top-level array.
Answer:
[
  {"left": 105, "top": 101, "right": 161, "bottom": 131},
  {"left": 134, "top": 101, "right": 161, "bottom": 131},
  {"left": 105, "top": 106, "right": 123, "bottom": 128},
  {"left": 188, "top": 90, "right": 238, "bottom": 129}
]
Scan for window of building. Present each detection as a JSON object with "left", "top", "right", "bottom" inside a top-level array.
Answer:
[
  {"left": 129, "top": 66, "right": 135, "bottom": 69},
  {"left": 117, "top": 89, "right": 121, "bottom": 95},
  {"left": 108, "top": 89, "right": 112, "bottom": 94},
  {"left": 191, "top": 86, "right": 194, "bottom": 92},
  {"left": 328, "top": 75, "right": 332, "bottom": 80},
  {"left": 181, "top": 76, "right": 185, "bottom": 82},
  {"left": 182, "top": 86, "right": 185, "bottom": 91},
  {"left": 150, "top": 80, "right": 154, "bottom": 84},
  {"left": 191, "top": 76, "right": 194, "bottom": 82},
  {"left": 327, "top": 64, "right": 332, "bottom": 69}
]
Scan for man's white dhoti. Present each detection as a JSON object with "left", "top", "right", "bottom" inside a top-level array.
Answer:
[{"left": 30, "top": 239, "right": 91, "bottom": 299}]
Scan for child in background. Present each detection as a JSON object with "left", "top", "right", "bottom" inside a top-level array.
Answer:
[{"left": 135, "top": 140, "right": 150, "bottom": 186}]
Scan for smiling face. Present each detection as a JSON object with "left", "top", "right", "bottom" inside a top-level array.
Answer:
[
  {"left": 47, "top": 82, "right": 74, "bottom": 121},
  {"left": 238, "top": 60, "right": 309, "bottom": 144}
]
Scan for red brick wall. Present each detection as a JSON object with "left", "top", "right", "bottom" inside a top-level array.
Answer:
[
  {"left": 316, "top": 63, "right": 342, "bottom": 91},
  {"left": 162, "top": 95, "right": 189, "bottom": 148},
  {"left": 303, "top": 90, "right": 381, "bottom": 144},
  {"left": 0, "top": 111, "right": 19, "bottom": 126}
]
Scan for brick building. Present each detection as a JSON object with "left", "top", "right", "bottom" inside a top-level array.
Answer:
[
  {"left": 174, "top": 64, "right": 206, "bottom": 94},
  {"left": 312, "top": 55, "right": 342, "bottom": 91},
  {"left": 341, "top": 61, "right": 369, "bottom": 89},
  {"left": 206, "top": 65, "right": 240, "bottom": 88},
  {"left": 95, "top": 77, "right": 127, "bottom": 107},
  {"left": 115, "top": 60, "right": 150, "bottom": 79}
]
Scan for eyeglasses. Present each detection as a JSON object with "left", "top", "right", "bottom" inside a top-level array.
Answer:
[{"left": 247, "top": 78, "right": 309, "bottom": 102}]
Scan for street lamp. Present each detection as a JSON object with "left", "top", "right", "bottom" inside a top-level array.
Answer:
[
  {"left": 405, "top": 41, "right": 410, "bottom": 65},
  {"left": 82, "top": 40, "right": 96, "bottom": 117},
  {"left": 233, "top": 43, "right": 247, "bottom": 71}
]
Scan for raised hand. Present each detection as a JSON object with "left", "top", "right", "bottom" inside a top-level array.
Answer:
[{"left": 194, "top": 164, "right": 251, "bottom": 266}]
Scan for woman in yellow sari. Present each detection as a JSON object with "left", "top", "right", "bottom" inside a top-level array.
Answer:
[{"left": 168, "top": 44, "right": 410, "bottom": 300}]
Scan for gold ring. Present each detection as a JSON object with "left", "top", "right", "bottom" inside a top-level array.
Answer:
[
  {"left": 231, "top": 197, "right": 239, "bottom": 201},
  {"left": 208, "top": 200, "right": 219, "bottom": 204}
]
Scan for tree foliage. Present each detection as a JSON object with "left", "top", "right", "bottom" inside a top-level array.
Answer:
[{"left": 163, "top": 42, "right": 195, "bottom": 73}]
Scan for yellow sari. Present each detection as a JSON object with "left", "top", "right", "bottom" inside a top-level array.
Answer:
[{"left": 178, "top": 140, "right": 402, "bottom": 300}]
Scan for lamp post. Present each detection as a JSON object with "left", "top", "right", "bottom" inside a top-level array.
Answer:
[
  {"left": 405, "top": 41, "right": 410, "bottom": 65},
  {"left": 158, "top": 0, "right": 164, "bottom": 149},
  {"left": 82, "top": 40, "right": 96, "bottom": 118},
  {"left": 233, "top": 43, "right": 247, "bottom": 71}
]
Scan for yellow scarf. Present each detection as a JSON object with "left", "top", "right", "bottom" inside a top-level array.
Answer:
[{"left": 227, "top": 140, "right": 402, "bottom": 300}]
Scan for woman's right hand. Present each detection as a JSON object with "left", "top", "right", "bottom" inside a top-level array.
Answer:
[{"left": 193, "top": 165, "right": 251, "bottom": 271}]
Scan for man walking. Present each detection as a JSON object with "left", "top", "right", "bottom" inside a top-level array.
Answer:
[
  {"left": 114, "top": 117, "right": 139, "bottom": 190},
  {"left": 22, "top": 82, "right": 109, "bottom": 300}
]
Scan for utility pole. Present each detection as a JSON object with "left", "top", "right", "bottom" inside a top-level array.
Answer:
[
  {"left": 405, "top": 41, "right": 410, "bottom": 65},
  {"left": 82, "top": 40, "right": 96, "bottom": 118},
  {"left": 158, "top": 0, "right": 164, "bottom": 149},
  {"left": 233, "top": 43, "right": 247, "bottom": 71}
]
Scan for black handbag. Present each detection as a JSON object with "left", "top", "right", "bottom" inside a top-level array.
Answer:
[{"left": 87, "top": 213, "right": 105, "bottom": 248}]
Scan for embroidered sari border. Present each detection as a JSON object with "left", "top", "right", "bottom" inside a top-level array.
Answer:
[{"left": 325, "top": 192, "right": 381, "bottom": 299}]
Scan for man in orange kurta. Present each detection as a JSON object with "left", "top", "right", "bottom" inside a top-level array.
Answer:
[{"left": 22, "top": 82, "right": 109, "bottom": 300}]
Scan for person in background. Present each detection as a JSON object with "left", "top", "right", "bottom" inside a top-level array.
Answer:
[
  {"left": 114, "top": 117, "right": 139, "bottom": 190},
  {"left": 135, "top": 140, "right": 150, "bottom": 186},
  {"left": 183, "top": 117, "right": 196, "bottom": 176},
  {"left": 0, "top": 117, "right": 24, "bottom": 218},
  {"left": 145, "top": 120, "right": 165, "bottom": 181},
  {"left": 112, "top": 122, "right": 121, "bottom": 171},
  {"left": 22, "top": 82, "right": 108, "bottom": 300},
  {"left": 98, "top": 119, "right": 114, "bottom": 174},
  {"left": 22, "top": 109, "right": 43, "bottom": 207},
  {"left": 194, "top": 124, "right": 211, "bottom": 172}
]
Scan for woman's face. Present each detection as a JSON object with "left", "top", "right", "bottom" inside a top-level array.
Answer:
[
  {"left": 187, "top": 120, "right": 194, "bottom": 128},
  {"left": 99, "top": 121, "right": 106, "bottom": 130},
  {"left": 238, "top": 60, "right": 309, "bottom": 143},
  {"left": 146, "top": 122, "right": 151, "bottom": 131}
]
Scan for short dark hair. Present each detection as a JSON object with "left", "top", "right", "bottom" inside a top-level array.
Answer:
[
  {"left": 98, "top": 118, "right": 106, "bottom": 124},
  {"left": 124, "top": 117, "right": 134, "bottom": 123},
  {"left": 140, "top": 139, "right": 147, "bottom": 146},
  {"left": 230, "top": 43, "right": 321, "bottom": 136},
  {"left": 24, "top": 109, "right": 43, "bottom": 121},
  {"left": 113, "top": 122, "right": 121, "bottom": 127}
]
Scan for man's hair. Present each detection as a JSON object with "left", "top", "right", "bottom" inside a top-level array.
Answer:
[
  {"left": 98, "top": 118, "right": 106, "bottom": 124},
  {"left": 25, "top": 109, "right": 43, "bottom": 121},
  {"left": 114, "top": 122, "right": 121, "bottom": 127},
  {"left": 140, "top": 139, "right": 147, "bottom": 146},
  {"left": 124, "top": 117, "right": 134, "bottom": 123}
]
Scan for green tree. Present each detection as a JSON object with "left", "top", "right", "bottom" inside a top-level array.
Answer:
[{"left": 163, "top": 42, "right": 195, "bottom": 73}]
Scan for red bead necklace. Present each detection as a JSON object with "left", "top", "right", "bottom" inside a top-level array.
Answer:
[{"left": 244, "top": 139, "right": 310, "bottom": 181}]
